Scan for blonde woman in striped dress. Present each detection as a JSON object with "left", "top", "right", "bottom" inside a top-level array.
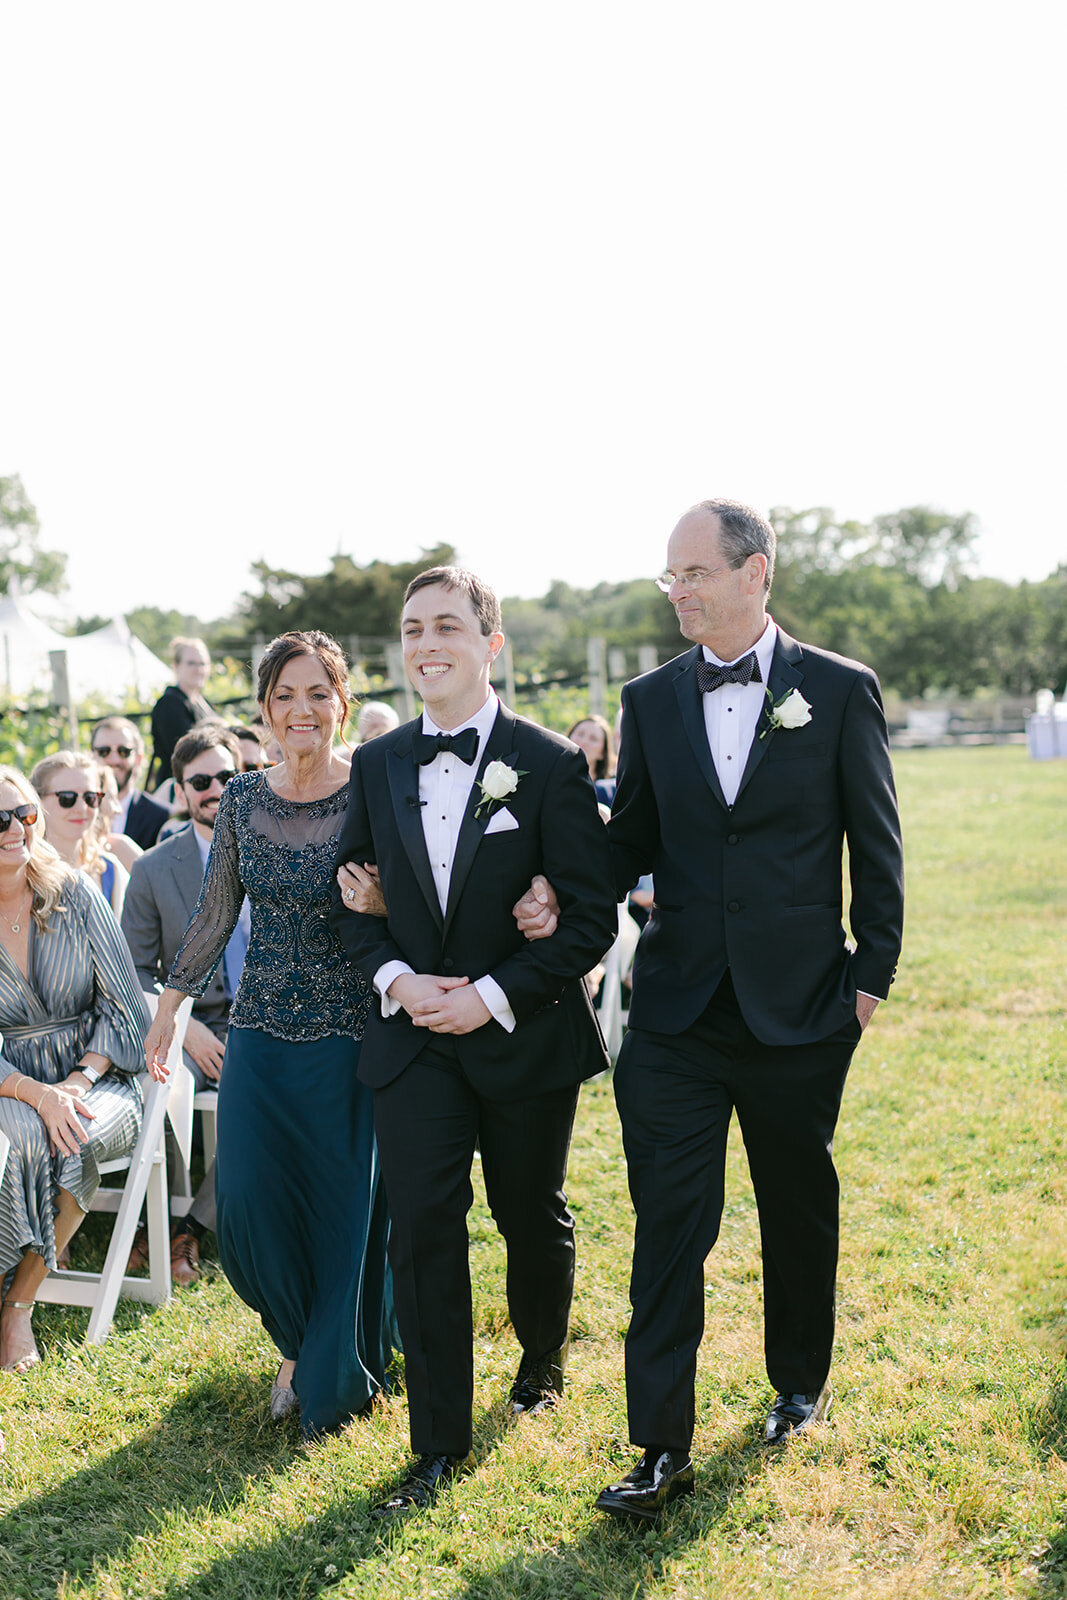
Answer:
[{"left": 0, "top": 767, "right": 147, "bottom": 1373}]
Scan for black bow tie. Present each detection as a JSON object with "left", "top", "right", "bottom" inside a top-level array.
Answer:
[
  {"left": 414, "top": 727, "right": 480, "bottom": 766},
  {"left": 696, "top": 653, "right": 762, "bottom": 694}
]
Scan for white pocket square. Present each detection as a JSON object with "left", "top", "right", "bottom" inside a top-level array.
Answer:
[{"left": 484, "top": 806, "right": 519, "bottom": 834}]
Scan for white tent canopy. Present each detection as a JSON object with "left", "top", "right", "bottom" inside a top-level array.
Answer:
[{"left": 0, "top": 595, "right": 172, "bottom": 702}]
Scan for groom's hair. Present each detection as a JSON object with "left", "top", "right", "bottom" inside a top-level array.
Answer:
[
  {"left": 694, "top": 498, "right": 777, "bottom": 593},
  {"left": 404, "top": 566, "right": 503, "bottom": 637}
]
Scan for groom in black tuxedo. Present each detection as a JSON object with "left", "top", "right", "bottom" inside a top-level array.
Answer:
[
  {"left": 330, "top": 565, "right": 616, "bottom": 1520},
  {"left": 518, "top": 498, "right": 904, "bottom": 1519}
]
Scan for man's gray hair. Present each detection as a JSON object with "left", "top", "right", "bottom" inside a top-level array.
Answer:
[{"left": 694, "top": 498, "right": 776, "bottom": 593}]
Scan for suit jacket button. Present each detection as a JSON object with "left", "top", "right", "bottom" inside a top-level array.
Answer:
[
  {"left": 727, "top": 900, "right": 741, "bottom": 913},
  {"left": 443, "top": 957, "right": 454, "bottom": 970},
  {"left": 726, "top": 833, "right": 740, "bottom": 845}
]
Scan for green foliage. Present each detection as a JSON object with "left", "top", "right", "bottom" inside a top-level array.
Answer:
[
  {"left": 770, "top": 506, "right": 1066, "bottom": 696},
  {"left": 510, "top": 681, "right": 621, "bottom": 736},
  {"left": 224, "top": 545, "right": 460, "bottom": 659},
  {"left": 0, "top": 474, "right": 67, "bottom": 596},
  {"left": 121, "top": 606, "right": 215, "bottom": 661}
]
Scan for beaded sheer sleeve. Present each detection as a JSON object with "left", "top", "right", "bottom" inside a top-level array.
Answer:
[{"left": 167, "top": 770, "right": 371, "bottom": 1042}]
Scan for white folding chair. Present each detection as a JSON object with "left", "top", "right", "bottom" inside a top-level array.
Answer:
[
  {"left": 36, "top": 994, "right": 193, "bottom": 1343},
  {"left": 597, "top": 904, "right": 641, "bottom": 1062},
  {"left": 167, "top": 1061, "right": 218, "bottom": 1215}
]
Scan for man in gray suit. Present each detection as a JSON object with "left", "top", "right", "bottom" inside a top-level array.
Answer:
[{"left": 121, "top": 723, "right": 247, "bottom": 1283}]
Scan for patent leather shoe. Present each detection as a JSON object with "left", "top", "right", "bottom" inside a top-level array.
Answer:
[
  {"left": 508, "top": 1339, "right": 568, "bottom": 1414},
  {"left": 763, "top": 1384, "right": 832, "bottom": 1444},
  {"left": 595, "top": 1449, "right": 695, "bottom": 1522},
  {"left": 370, "top": 1452, "right": 475, "bottom": 1520}
]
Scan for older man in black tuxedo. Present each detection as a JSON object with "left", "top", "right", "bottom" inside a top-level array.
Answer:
[
  {"left": 330, "top": 566, "right": 616, "bottom": 1520},
  {"left": 518, "top": 499, "right": 904, "bottom": 1520}
]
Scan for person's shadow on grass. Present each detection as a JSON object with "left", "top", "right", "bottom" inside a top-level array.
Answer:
[
  {"left": 144, "top": 1411, "right": 773, "bottom": 1600},
  {"left": 0, "top": 1364, "right": 299, "bottom": 1599}
]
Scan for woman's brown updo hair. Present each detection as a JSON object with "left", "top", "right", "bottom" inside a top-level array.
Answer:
[{"left": 256, "top": 631, "right": 352, "bottom": 742}]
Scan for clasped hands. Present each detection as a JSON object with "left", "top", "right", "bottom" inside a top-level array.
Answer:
[{"left": 386, "top": 973, "right": 491, "bottom": 1035}]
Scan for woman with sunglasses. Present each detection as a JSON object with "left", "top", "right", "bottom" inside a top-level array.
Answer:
[
  {"left": 30, "top": 753, "right": 130, "bottom": 919},
  {"left": 0, "top": 767, "right": 148, "bottom": 1373}
]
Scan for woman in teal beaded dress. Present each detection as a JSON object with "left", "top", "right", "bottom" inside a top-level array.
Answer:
[{"left": 144, "top": 632, "right": 396, "bottom": 1438}]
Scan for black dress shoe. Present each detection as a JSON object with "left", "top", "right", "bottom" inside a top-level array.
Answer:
[
  {"left": 763, "top": 1383, "right": 833, "bottom": 1444},
  {"left": 508, "top": 1339, "right": 568, "bottom": 1414},
  {"left": 369, "top": 1452, "right": 474, "bottom": 1520},
  {"left": 595, "top": 1449, "right": 695, "bottom": 1522}
]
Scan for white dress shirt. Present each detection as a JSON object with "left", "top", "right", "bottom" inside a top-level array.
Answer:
[
  {"left": 701, "top": 617, "right": 778, "bottom": 807},
  {"left": 374, "top": 691, "right": 516, "bottom": 1032}
]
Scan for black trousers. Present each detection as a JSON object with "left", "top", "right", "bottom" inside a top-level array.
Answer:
[
  {"left": 613, "top": 973, "right": 860, "bottom": 1454},
  {"left": 373, "top": 1039, "right": 580, "bottom": 1456}
]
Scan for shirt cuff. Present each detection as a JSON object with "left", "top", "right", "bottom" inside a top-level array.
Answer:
[
  {"left": 375, "top": 961, "right": 414, "bottom": 1018},
  {"left": 474, "top": 975, "right": 516, "bottom": 1034},
  {"left": 857, "top": 990, "right": 883, "bottom": 1003}
]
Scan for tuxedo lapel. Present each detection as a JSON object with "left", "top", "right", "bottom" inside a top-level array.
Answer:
[
  {"left": 734, "top": 628, "right": 805, "bottom": 800},
  {"left": 673, "top": 648, "right": 729, "bottom": 812},
  {"left": 387, "top": 727, "right": 444, "bottom": 932},
  {"left": 442, "top": 705, "right": 518, "bottom": 941}
]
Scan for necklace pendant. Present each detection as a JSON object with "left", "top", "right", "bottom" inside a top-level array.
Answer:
[{"left": 11, "top": 922, "right": 19, "bottom": 934}]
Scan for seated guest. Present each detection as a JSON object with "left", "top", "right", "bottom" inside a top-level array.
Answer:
[
  {"left": 356, "top": 700, "right": 399, "bottom": 743},
  {"left": 230, "top": 724, "right": 269, "bottom": 771},
  {"left": 91, "top": 716, "right": 169, "bottom": 849},
  {"left": 120, "top": 724, "right": 245, "bottom": 1284},
  {"left": 0, "top": 766, "right": 148, "bottom": 1373},
  {"left": 97, "top": 767, "right": 143, "bottom": 875},
  {"left": 567, "top": 713, "right": 617, "bottom": 805},
  {"left": 149, "top": 637, "right": 214, "bottom": 785},
  {"left": 30, "top": 753, "right": 129, "bottom": 919},
  {"left": 121, "top": 724, "right": 244, "bottom": 1285}
]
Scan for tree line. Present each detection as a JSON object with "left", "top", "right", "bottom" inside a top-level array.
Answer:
[{"left": 4, "top": 475, "right": 1066, "bottom": 699}]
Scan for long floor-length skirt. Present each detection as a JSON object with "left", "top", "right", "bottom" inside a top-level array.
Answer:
[{"left": 215, "top": 1027, "right": 397, "bottom": 1437}]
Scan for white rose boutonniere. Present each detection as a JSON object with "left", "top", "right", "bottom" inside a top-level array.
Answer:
[
  {"left": 760, "top": 687, "right": 813, "bottom": 740},
  {"left": 475, "top": 759, "right": 526, "bottom": 817}
]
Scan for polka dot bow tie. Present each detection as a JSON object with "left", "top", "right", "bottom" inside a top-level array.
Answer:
[{"left": 695, "top": 653, "right": 762, "bottom": 694}]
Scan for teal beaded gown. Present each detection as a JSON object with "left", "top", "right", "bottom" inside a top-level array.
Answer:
[{"left": 169, "top": 771, "right": 397, "bottom": 1436}]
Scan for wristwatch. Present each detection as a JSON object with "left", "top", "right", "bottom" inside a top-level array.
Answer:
[{"left": 80, "top": 1064, "right": 102, "bottom": 1085}]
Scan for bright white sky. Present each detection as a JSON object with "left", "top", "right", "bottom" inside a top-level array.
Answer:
[{"left": 2, "top": 3, "right": 1063, "bottom": 630}]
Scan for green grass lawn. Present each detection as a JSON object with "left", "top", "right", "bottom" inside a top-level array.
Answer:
[{"left": 2, "top": 745, "right": 1064, "bottom": 1599}]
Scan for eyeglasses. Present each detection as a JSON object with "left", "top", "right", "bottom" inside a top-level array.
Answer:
[
  {"left": 184, "top": 769, "right": 236, "bottom": 793},
  {"left": 45, "top": 790, "right": 104, "bottom": 809},
  {"left": 0, "top": 804, "right": 38, "bottom": 833},
  {"left": 655, "top": 562, "right": 738, "bottom": 594},
  {"left": 93, "top": 744, "right": 135, "bottom": 760}
]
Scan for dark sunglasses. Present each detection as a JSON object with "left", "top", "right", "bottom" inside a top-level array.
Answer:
[
  {"left": 93, "top": 744, "right": 135, "bottom": 760},
  {"left": 185, "top": 769, "right": 236, "bottom": 793},
  {"left": 0, "top": 804, "right": 38, "bottom": 833},
  {"left": 47, "top": 790, "right": 103, "bottom": 809}
]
